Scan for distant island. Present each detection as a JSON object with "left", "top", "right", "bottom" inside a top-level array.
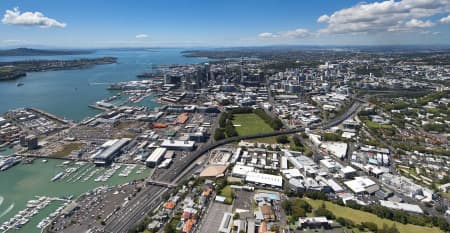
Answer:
[
  {"left": 0, "top": 48, "right": 94, "bottom": 56},
  {"left": 0, "top": 57, "right": 117, "bottom": 81}
]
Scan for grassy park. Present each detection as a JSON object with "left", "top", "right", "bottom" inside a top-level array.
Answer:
[
  {"left": 232, "top": 113, "right": 274, "bottom": 135},
  {"left": 364, "top": 120, "right": 393, "bottom": 129},
  {"left": 231, "top": 113, "right": 277, "bottom": 143},
  {"left": 305, "top": 198, "right": 443, "bottom": 233}
]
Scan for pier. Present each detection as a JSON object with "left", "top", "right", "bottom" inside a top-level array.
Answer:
[{"left": 27, "top": 108, "right": 70, "bottom": 125}]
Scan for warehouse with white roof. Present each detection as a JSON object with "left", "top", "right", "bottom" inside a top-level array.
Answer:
[
  {"left": 344, "top": 176, "right": 379, "bottom": 194},
  {"left": 160, "top": 139, "right": 195, "bottom": 151},
  {"left": 245, "top": 172, "right": 283, "bottom": 188},
  {"left": 146, "top": 147, "right": 167, "bottom": 167}
]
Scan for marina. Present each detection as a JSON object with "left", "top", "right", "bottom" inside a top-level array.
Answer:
[
  {"left": 0, "top": 196, "right": 68, "bottom": 232},
  {"left": 0, "top": 159, "right": 151, "bottom": 233}
]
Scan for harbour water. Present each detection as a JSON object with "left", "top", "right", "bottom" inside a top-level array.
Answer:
[
  {"left": 0, "top": 48, "right": 208, "bottom": 121},
  {"left": 0, "top": 159, "right": 152, "bottom": 233}
]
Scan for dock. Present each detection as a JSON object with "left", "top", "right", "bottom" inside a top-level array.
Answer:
[{"left": 27, "top": 107, "right": 70, "bottom": 125}]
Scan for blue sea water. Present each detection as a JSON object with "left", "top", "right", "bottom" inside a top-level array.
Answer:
[{"left": 0, "top": 48, "right": 207, "bottom": 121}]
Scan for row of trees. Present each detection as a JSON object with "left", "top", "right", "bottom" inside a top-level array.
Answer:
[
  {"left": 336, "top": 217, "right": 400, "bottom": 233},
  {"left": 281, "top": 198, "right": 312, "bottom": 223},
  {"left": 287, "top": 190, "right": 450, "bottom": 232},
  {"left": 282, "top": 197, "right": 401, "bottom": 233},
  {"left": 345, "top": 200, "right": 450, "bottom": 232},
  {"left": 322, "top": 132, "right": 347, "bottom": 142},
  {"left": 215, "top": 112, "right": 239, "bottom": 140},
  {"left": 254, "top": 109, "right": 283, "bottom": 130}
]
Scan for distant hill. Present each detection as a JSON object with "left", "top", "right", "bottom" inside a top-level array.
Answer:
[{"left": 0, "top": 48, "right": 94, "bottom": 56}]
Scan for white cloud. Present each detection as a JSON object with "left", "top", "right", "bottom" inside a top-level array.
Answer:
[
  {"left": 2, "top": 7, "right": 66, "bottom": 28},
  {"left": 258, "top": 32, "right": 278, "bottom": 38},
  {"left": 282, "top": 28, "right": 311, "bottom": 38},
  {"left": 439, "top": 14, "right": 450, "bottom": 23},
  {"left": 258, "top": 28, "right": 312, "bottom": 39},
  {"left": 2, "top": 39, "right": 23, "bottom": 43},
  {"left": 317, "top": 14, "right": 330, "bottom": 23},
  {"left": 317, "top": 0, "right": 450, "bottom": 34},
  {"left": 135, "top": 34, "right": 149, "bottom": 39},
  {"left": 405, "top": 18, "right": 435, "bottom": 27}
]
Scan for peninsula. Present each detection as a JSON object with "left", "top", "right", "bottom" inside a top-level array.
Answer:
[
  {"left": 0, "top": 48, "right": 93, "bottom": 56},
  {"left": 0, "top": 57, "right": 117, "bottom": 81}
]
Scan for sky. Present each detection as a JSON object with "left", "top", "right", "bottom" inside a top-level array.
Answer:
[{"left": 1, "top": 0, "right": 450, "bottom": 48}]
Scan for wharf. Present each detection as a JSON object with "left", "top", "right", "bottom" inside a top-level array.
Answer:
[{"left": 27, "top": 107, "right": 70, "bottom": 125}]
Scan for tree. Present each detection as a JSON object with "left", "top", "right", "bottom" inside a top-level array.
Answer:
[
  {"left": 281, "top": 200, "right": 293, "bottom": 215},
  {"left": 388, "top": 224, "right": 400, "bottom": 233},
  {"left": 214, "top": 128, "right": 225, "bottom": 141},
  {"left": 276, "top": 135, "right": 289, "bottom": 144},
  {"left": 219, "top": 113, "right": 227, "bottom": 128},
  {"left": 362, "top": 222, "right": 378, "bottom": 232},
  {"left": 292, "top": 198, "right": 312, "bottom": 212},
  {"left": 291, "top": 205, "right": 306, "bottom": 219},
  {"left": 225, "top": 121, "right": 238, "bottom": 137},
  {"left": 164, "top": 223, "right": 176, "bottom": 233},
  {"left": 322, "top": 132, "right": 343, "bottom": 141},
  {"left": 380, "top": 224, "right": 390, "bottom": 233},
  {"left": 336, "top": 217, "right": 354, "bottom": 228},
  {"left": 269, "top": 225, "right": 280, "bottom": 232},
  {"left": 314, "top": 205, "right": 335, "bottom": 219},
  {"left": 292, "top": 136, "right": 303, "bottom": 147}
]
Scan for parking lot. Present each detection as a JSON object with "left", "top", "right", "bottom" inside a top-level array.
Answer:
[
  {"left": 233, "top": 189, "right": 254, "bottom": 218},
  {"left": 197, "top": 202, "right": 232, "bottom": 233}
]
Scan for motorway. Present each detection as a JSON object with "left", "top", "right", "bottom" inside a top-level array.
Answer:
[{"left": 104, "top": 186, "right": 168, "bottom": 233}]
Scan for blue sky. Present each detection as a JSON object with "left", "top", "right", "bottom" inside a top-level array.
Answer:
[{"left": 1, "top": 0, "right": 450, "bottom": 48}]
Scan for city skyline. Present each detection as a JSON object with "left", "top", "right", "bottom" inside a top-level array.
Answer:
[{"left": 1, "top": 0, "right": 450, "bottom": 48}]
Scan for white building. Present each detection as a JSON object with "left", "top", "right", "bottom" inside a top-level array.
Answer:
[
  {"left": 245, "top": 172, "right": 283, "bottom": 188},
  {"left": 231, "top": 164, "right": 255, "bottom": 178},
  {"left": 146, "top": 147, "right": 167, "bottom": 167},
  {"left": 344, "top": 176, "right": 379, "bottom": 194},
  {"left": 160, "top": 139, "right": 195, "bottom": 151},
  {"left": 379, "top": 200, "right": 423, "bottom": 214}
]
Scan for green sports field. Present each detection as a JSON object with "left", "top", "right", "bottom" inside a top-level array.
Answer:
[{"left": 231, "top": 113, "right": 278, "bottom": 143}]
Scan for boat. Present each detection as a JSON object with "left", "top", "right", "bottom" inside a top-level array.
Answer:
[
  {"left": 0, "top": 157, "right": 21, "bottom": 171},
  {"left": 51, "top": 172, "right": 64, "bottom": 182},
  {"left": 42, "top": 159, "right": 48, "bottom": 163},
  {"left": 16, "top": 82, "right": 24, "bottom": 87}
]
